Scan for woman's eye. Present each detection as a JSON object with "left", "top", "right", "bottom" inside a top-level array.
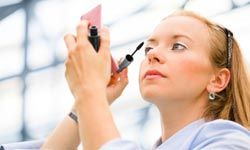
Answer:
[
  {"left": 171, "top": 43, "right": 187, "bottom": 51},
  {"left": 145, "top": 47, "right": 153, "bottom": 55}
]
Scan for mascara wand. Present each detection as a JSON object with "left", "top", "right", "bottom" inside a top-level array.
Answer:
[{"left": 116, "top": 42, "right": 144, "bottom": 73}]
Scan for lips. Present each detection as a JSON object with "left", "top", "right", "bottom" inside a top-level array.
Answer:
[{"left": 144, "top": 69, "right": 166, "bottom": 79}]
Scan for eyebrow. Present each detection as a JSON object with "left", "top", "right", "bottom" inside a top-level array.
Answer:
[
  {"left": 146, "top": 34, "right": 193, "bottom": 44},
  {"left": 146, "top": 38, "right": 157, "bottom": 44},
  {"left": 172, "top": 34, "right": 193, "bottom": 42}
]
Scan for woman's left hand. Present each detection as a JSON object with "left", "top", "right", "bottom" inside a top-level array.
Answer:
[{"left": 64, "top": 20, "right": 111, "bottom": 100}]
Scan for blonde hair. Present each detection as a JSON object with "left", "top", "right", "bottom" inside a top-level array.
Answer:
[{"left": 169, "top": 10, "right": 250, "bottom": 129}]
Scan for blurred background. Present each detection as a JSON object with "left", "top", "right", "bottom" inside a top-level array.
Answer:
[{"left": 0, "top": 0, "right": 249, "bottom": 148}]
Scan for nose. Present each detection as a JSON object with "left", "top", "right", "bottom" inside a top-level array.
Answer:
[{"left": 147, "top": 48, "right": 162, "bottom": 64}]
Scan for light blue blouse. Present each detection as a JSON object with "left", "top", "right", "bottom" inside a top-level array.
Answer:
[
  {"left": 1, "top": 119, "right": 250, "bottom": 150},
  {"left": 100, "top": 119, "right": 250, "bottom": 150}
]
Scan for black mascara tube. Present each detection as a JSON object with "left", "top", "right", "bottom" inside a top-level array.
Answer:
[
  {"left": 88, "top": 26, "right": 100, "bottom": 52},
  {"left": 116, "top": 54, "right": 134, "bottom": 73},
  {"left": 116, "top": 42, "right": 144, "bottom": 73}
]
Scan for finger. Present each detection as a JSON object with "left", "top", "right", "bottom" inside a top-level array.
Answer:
[
  {"left": 108, "top": 73, "right": 119, "bottom": 86},
  {"left": 64, "top": 34, "right": 76, "bottom": 51},
  {"left": 76, "top": 20, "right": 89, "bottom": 44},
  {"left": 120, "top": 68, "right": 128, "bottom": 79},
  {"left": 114, "top": 68, "right": 129, "bottom": 92},
  {"left": 99, "top": 26, "right": 111, "bottom": 58},
  {"left": 64, "top": 58, "right": 72, "bottom": 79},
  {"left": 65, "top": 58, "right": 74, "bottom": 73},
  {"left": 111, "top": 57, "right": 123, "bottom": 74},
  {"left": 111, "top": 57, "right": 119, "bottom": 74}
]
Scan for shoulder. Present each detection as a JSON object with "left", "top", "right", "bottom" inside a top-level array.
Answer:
[
  {"left": 191, "top": 119, "right": 250, "bottom": 149},
  {"left": 199, "top": 119, "right": 250, "bottom": 133}
]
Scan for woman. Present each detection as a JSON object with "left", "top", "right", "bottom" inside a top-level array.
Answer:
[{"left": 41, "top": 10, "right": 250, "bottom": 150}]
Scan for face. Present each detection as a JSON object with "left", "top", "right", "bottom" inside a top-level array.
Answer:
[{"left": 139, "top": 16, "right": 214, "bottom": 105}]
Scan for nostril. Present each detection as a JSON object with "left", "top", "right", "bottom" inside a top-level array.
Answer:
[
  {"left": 147, "top": 50, "right": 161, "bottom": 63},
  {"left": 149, "top": 56, "right": 160, "bottom": 62},
  {"left": 154, "top": 57, "right": 160, "bottom": 62}
]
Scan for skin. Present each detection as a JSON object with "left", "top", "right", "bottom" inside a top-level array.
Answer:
[
  {"left": 42, "top": 16, "right": 230, "bottom": 149},
  {"left": 139, "top": 16, "right": 230, "bottom": 141}
]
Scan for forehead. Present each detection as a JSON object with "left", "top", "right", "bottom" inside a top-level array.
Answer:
[{"left": 149, "top": 16, "right": 210, "bottom": 44}]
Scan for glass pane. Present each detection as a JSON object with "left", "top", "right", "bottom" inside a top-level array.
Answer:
[
  {"left": 31, "top": 0, "right": 70, "bottom": 63},
  {"left": 0, "top": 46, "right": 23, "bottom": 78},
  {"left": 233, "top": 0, "right": 250, "bottom": 6},
  {"left": 0, "top": 9, "right": 24, "bottom": 78},
  {"left": 0, "top": 78, "right": 22, "bottom": 143},
  {"left": 0, "top": 9, "right": 24, "bottom": 47},
  {"left": 0, "top": 0, "right": 22, "bottom": 6},
  {"left": 27, "top": 39, "right": 54, "bottom": 69},
  {"left": 185, "top": 0, "right": 231, "bottom": 16},
  {"left": 25, "top": 65, "right": 73, "bottom": 138}
]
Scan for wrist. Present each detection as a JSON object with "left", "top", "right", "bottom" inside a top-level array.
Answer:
[
  {"left": 74, "top": 84, "right": 106, "bottom": 99},
  {"left": 75, "top": 88, "right": 107, "bottom": 109},
  {"left": 68, "top": 111, "right": 78, "bottom": 123}
]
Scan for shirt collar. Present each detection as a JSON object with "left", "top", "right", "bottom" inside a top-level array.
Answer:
[{"left": 152, "top": 118, "right": 205, "bottom": 149}]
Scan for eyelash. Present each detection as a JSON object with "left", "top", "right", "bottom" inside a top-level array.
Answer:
[
  {"left": 144, "top": 47, "right": 152, "bottom": 55},
  {"left": 144, "top": 42, "right": 187, "bottom": 55},
  {"left": 171, "top": 42, "right": 187, "bottom": 51}
]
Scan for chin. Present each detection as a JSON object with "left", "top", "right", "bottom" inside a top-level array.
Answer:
[{"left": 140, "top": 86, "right": 162, "bottom": 102}]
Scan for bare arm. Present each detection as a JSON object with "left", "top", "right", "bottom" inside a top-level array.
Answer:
[
  {"left": 76, "top": 89, "right": 120, "bottom": 150},
  {"left": 41, "top": 20, "right": 128, "bottom": 149},
  {"left": 64, "top": 20, "right": 125, "bottom": 149},
  {"left": 41, "top": 108, "right": 80, "bottom": 150}
]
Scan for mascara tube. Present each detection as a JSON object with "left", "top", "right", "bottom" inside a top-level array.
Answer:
[
  {"left": 116, "top": 55, "right": 133, "bottom": 73},
  {"left": 116, "top": 42, "right": 144, "bottom": 73},
  {"left": 88, "top": 26, "right": 100, "bottom": 52}
]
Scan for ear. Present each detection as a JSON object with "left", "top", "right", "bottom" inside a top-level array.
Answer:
[{"left": 206, "top": 68, "right": 231, "bottom": 93}]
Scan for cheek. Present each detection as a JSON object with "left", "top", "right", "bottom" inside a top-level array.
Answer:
[
  {"left": 138, "top": 61, "right": 145, "bottom": 86},
  {"left": 139, "top": 61, "right": 152, "bottom": 96},
  {"left": 187, "top": 56, "right": 210, "bottom": 76},
  {"left": 139, "top": 59, "right": 148, "bottom": 77},
  {"left": 169, "top": 53, "right": 212, "bottom": 89}
]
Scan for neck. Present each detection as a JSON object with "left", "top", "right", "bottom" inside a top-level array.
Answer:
[{"left": 156, "top": 96, "right": 207, "bottom": 142}]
